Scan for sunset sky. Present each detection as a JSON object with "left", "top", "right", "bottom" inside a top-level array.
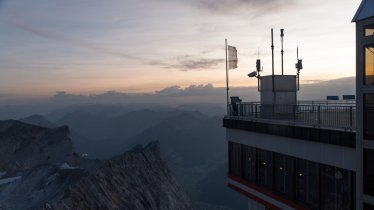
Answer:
[{"left": 0, "top": 0, "right": 361, "bottom": 97}]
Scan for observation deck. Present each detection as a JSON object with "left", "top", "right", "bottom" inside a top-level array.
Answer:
[
  {"left": 225, "top": 100, "right": 356, "bottom": 131},
  {"left": 223, "top": 100, "right": 356, "bottom": 148}
]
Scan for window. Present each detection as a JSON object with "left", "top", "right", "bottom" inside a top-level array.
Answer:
[
  {"left": 274, "top": 153, "right": 294, "bottom": 199},
  {"left": 243, "top": 145, "right": 257, "bottom": 183},
  {"left": 295, "top": 159, "right": 319, "bottom": 210},
  {"left": 321, "top": 165, "right": 353, "bottom": 210},
  {"left": 365, "top": 94, "right": 374, "bottom": 140},
  {"left": 365, "top": 44, "right": 374, "bottom": 85},
  {"left": 364, "top": 149, "right": 374, "bottom": 195},
  {"left": 229, "top": 142, "right": 242, "bottom": 177},
  {"left": 365, "top": 23, "right": 374, "bottom": 37},
  {"left": 258, "top": 149, "right": 273, "bottom": 190}
]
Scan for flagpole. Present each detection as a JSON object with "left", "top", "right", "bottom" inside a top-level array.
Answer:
[{"left": 225, "top": 38, "right": 229, "bottom": 115}]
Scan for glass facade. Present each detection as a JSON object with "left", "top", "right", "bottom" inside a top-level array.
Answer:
[
  {"left": 320, "top": 165, "right": 353, "bottom": 210},
  {"left": 243, "top": 145, "right": 257, "bottom": 183},
  {"left": 229, "top": 142, "right": 242, "bottom": 177},
  {"left": 228, "top": 142, "right": 355, "bottom": 210},
  {"left": 364, "top": 149, "right": 374, "bottom": 195},
  {"left": 362, "top": 20, "right": 374, "bottom": 210},
  {"left": 275, "top": 153, "right": 294, "bottom": 199},
  {"left": 295, "top": 159, "right": 319, "bottom": 210},
  {"left": 365, "top": 23, "right": 374, "bottom": 37},
  {"left": 364, "top": 94, "right": 374, "bottom": 140},
  {"left": 365, "top": 44, "right": 374, "bottom": 85},
  {"left": 258, "top": 149, "right": 273, "bottom": 190}
]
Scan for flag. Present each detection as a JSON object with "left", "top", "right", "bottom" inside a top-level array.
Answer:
[{"left": 228, "top": 45, "right": 238, "bottom": 69}]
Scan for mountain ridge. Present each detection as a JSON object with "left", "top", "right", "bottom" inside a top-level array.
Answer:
[{"left": 0, "top": 120, "right": 191, "bottom": 210}]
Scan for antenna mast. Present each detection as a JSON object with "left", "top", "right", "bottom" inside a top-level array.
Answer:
[
  {"left": 297, "top": 47, "right": 299, "bottom": 89},
  {"left": 280, "top": 29, "right": 284, "bottom": 75},
  {"left": 295, "top": 47, "right": 303, "bottom": 90},
  {"left": 256, "top": 49, "right": 262, "bottom": 92},
  {"left": 271, "top": 28, "right": 275, "bottom": 93}
]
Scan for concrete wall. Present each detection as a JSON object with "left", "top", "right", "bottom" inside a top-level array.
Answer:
[
  {"left": 260, "top": 75, "right": 297, "bottom": 106},
  {"left": 227, "top": 128, "right": 357, "bottom": 171},
  {"left": 261, "top": 75, "right": 297, "bottom": 92}
]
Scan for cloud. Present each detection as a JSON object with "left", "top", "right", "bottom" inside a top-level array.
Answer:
[
  {"left": 150, "top": 57, "right": 224, "bottom": 71},
  {"left": 178, "top": 84, "right": 218, "bottom": 96},
  {"left": 171, "top": 0, "right": 295, "bottom": 14},
  {"left": 144, "top": 60, "right": 168, "bottom": 66},
  {"left": 47, "top": 76, "right": 355, "bottom": 103},
  {"left": 146, "top": 54, "right": 224, "bottom": 71},
  {"left": 0, "top": 77, "right": 355, "bottom": 120},
  {"left": 7, "top": 19, "right": 139, "bottom": 60},
  {"left": 157, "top": 84, "right": 219, "bottom": 96},
  {"left": 301, "top": 79, "right": 326, "bottom": 84},
  {"left": 156, "top": 86, "right": 182, "bottom": 95},
  {"left": 167, "top": 58, "right": 224, "bottom": 71}
]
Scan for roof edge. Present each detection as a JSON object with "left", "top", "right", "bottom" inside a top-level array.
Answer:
[{"left": 352, "top": 0, "right": 366, "bottom": 22}]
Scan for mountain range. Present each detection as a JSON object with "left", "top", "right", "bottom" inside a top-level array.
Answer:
[
  {"left": 8, "top": 77, "right": 353, "bottom": 209},
  {"left": 0, "top": 120, "right": 191, "bottom": 210},
  {"left": 19, "top": 107, "right": 247, "bottom": 210}
]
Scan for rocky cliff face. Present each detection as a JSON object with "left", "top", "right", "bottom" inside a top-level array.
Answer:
[
  {"left": 0, "top": 120, "right": 73, "bottom": 172},
  {"left": 46, "top": 142, "right": 191, "bottom": 210},
  {"left": 0, "top": 120, "right": 191, "bottom": 210}
]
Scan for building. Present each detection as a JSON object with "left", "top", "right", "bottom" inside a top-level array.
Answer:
[
  {"left": 353, "top": 0, "right": 374, "bottom": 209},
  {"left": 223, "top": 1, "right": 374, "bottom": 209}
]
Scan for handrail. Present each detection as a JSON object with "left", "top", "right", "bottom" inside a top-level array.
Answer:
[{"left": 227, "top": 102, "right": 356, "bottom": 130}]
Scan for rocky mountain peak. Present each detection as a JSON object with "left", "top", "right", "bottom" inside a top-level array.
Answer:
[
  {"left": 19, "top": 115, "right": 56, "bottom": 128},
  {"left": 47, "top": 141, "right": 191, "bottom": 210},
  {"left": 0, "top": 120, "right": 72, "bottom": 172}
]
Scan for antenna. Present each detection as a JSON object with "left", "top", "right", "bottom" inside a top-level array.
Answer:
[
  {"left": 295, "top": 47, "right": 303, "bottom": 90},
  {"left": 271, "top": 28, "right": 275, "bottom": 93},
  {"left": 280, "top": 29, "right": 284, "bottom": 75},
  {"left": 256, "top": 59, "right": 261, "bottom": 72},
  {"left": 256, "top": 56, "right": 262, "bottom": 92},
  {"left": 248, "top": 49, "right": 263, "bottom": 92},
  {"left": 297, "top": 47, "right": 299, "bottom": 59}
]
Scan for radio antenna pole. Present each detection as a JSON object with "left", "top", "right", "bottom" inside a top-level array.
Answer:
[
  {"left": 280, "top": 29, "right": 284, "bottom": 75},
  {"left": 271, "top": 28, "right": 275, "bottom": 93}
]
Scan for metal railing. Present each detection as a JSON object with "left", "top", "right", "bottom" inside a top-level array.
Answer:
[{"left": 227, "top": 102, "right": 356, "bottom": 130}]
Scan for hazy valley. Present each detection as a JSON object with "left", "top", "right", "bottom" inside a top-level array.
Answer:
[{"left": 0, "top": 77, "right": 355, "bottom": 209}]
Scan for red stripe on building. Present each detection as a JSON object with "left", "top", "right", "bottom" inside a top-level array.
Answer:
[
  {"left": 228, "top": 174, "right": 308, "bottom": 210},
  {"left": 228, "top": 183, "right": 283, "bottom": 210}
]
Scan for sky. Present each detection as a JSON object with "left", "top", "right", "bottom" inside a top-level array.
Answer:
[{"left": 0, "top": 0, "right": 361, "bottom": 98}]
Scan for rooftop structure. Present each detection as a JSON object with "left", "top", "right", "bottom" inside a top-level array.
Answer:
[{"left": 352, "top": 0, "right": 374, "bottom": 22}]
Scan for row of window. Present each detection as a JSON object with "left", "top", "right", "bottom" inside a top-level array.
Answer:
[
  {"left": 229, "top": 142, "right": 355, "bottom": 210},
  {"left": 362, "top": 21, "right": 374, "bottom": 209},
  {"left": 364, "top": 93, "right": 374, "bottom": 140},
  {"left": 364, "top": 149, "right": 374, "bottom": 197},
  {"left": 365, "top": 44, "right": 374, "bottom": 86},
  {"left": 363, "top": 21, "right": 374, "bottom": 210},
  {"left": 364, "top": 21, "right": 374, "bottom": 85},
  {"left": 365, "top": 23, "right": 374, "bottom": 37}
]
